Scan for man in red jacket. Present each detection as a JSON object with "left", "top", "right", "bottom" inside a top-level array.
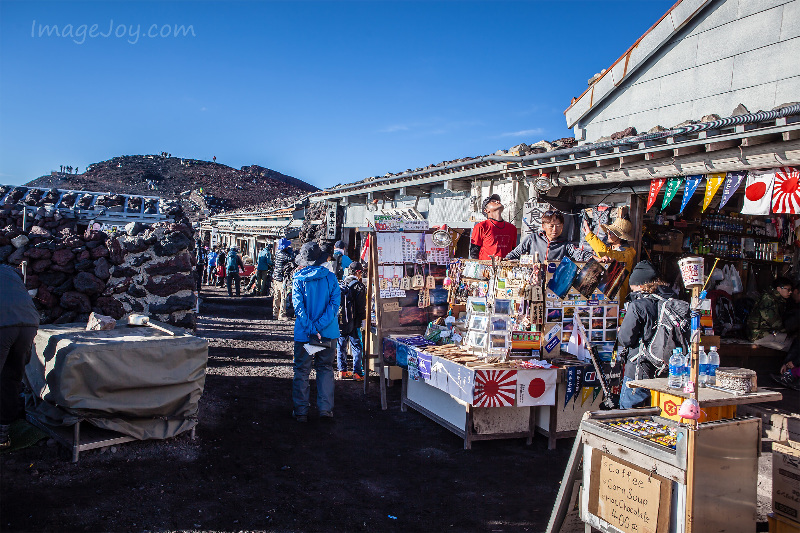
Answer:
[{"left": 470, "top": 194, "right": 518, "bottom": 260}]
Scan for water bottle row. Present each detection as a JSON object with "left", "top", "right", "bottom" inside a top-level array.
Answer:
[{"left": 668, "top": 346, "right": 719, "bottom": 389}]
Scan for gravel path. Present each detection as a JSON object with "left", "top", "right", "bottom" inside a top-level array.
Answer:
[{"left": 1, "top": 286, "right": 572, "bottom": 532}]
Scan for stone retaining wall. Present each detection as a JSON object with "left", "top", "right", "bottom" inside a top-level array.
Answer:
[{"left": 0, "top": 205, "right": 197, "bottom": 329}]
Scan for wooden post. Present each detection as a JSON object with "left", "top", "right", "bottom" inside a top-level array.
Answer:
[
  {"left": 363, "top": 232, "right": 374, "bottom": 395},
  {"left": 685, "top": 284, "right": 701, "bottom": 533}
]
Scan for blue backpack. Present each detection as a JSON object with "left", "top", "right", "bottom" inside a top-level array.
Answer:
[{"left": 226, "top": 253, "right": 239, "bottom": 273}]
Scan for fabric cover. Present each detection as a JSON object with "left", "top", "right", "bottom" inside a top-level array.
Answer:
[{"left": 24, "top": 322, "right": 207, "bottom": 440}]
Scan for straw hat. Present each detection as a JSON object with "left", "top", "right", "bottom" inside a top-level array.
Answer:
[{"left": 600, "top": 218, "right": 634, "bottom": 241}]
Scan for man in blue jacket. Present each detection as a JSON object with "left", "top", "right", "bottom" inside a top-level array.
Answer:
[
  {"left": 291, "top": 242, "right": 341, "bottom": 422},
  {"left": 255, "top": 246, "right": 273, "bottom": 296}
]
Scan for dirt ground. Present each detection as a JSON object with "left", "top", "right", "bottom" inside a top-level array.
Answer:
[{"left": 0, "top": 285, "right": 574, "bottom": 533}]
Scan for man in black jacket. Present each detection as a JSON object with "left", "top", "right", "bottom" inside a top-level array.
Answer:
[
  {"left": 0, "top": 265, "right": 40, "bottom": 448},
  {"left": 617, "top": 261, "right": 679, "bottom": 409},
  {"left": 272, "top": 238, "right": 295, "bottom": 320},
  {"left": 336, "top": 262, "right": 367, "bottom": 381}
]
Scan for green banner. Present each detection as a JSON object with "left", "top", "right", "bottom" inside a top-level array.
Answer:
[{"left": 661, "top": 177, "right": 682, "bottom": 210}]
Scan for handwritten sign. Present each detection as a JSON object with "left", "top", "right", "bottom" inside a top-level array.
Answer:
[
  {"left": 589, "top": 452, "right": 670, "bottom": 533},
  {"left": 382, "top": 301, "right": 400, "bottom": 312}
]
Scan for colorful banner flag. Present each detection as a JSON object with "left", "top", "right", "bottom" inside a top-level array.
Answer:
[
  {"left": 592, "top": 386, "right": 601, "bottom": 403},
  {"left": 564, "top": 366, "right": 577, "bottom": 407},
  {"left": 719, "top": 171, "right": 746, "bottom": 210},
  {"left": 772, "top": 167, "right": 800, "bottom": 214},
  {"left": 679, "top": 175, "right": 703, "bottom": 213},
  {"left": 580, "top": 386, "right": 593, "bottom": 407},
  {"left": 661, "top": 177, "right": 682, "bottom": 210},
  {"left": 702, "top": 173, "right": 726, "bottom": 211},
  {"left": 572, "top": 366, "right": 585, "bottom": 407},
  {"left": 742, "top": 169, "right": 776, "bottom": 215},
  {"left": 646, "top": 178, "right": 666, "bottom": 212}
]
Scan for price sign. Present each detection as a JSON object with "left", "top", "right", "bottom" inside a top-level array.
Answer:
[{"left": 588, "top": 452, "right": 670, "bottom": 533}]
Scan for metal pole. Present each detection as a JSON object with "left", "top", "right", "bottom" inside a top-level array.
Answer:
[{"left": 685, "top": 284, "right": 701, "bottom": 533}]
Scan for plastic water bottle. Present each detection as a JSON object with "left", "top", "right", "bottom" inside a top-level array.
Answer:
[
  {"left": 707, "top": 346, "right": 719, "bottom": 386},
  {"left": 698, "top": 346, "right": 709, "bottom": 387},
  {"left": 668, "top": 349, "right": 683, "bottom": 389},
  {"left": 677, "top": 348, "right": 689, "bottom": 387}
]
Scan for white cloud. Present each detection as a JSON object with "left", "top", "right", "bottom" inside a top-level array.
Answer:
[
  {"left": 499, "top": 128, "right": 545, "bottom": 138},
  {"left": 378, "top": 124, "right": 410, "bottom": 133}
]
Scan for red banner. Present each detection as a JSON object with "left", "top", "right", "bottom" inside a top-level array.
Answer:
[{"left": 647, "top": 178, "right": 666, "bottom": 212}]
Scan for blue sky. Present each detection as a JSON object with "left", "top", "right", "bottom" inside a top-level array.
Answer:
[{"left": 0, "top": 0, "right": 675, "bottom": 190}]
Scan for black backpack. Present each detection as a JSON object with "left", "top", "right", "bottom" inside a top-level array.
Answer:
[
  {"left": 638, "top": 294, "right": 691, "bottom": 373},
  {"left": 338, "top": 278, "right": 360, "bottom": 335}
]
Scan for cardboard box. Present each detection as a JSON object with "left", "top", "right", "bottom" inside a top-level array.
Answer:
[{"left": 773, "top": 441, "right": 800, "bottom": 524}]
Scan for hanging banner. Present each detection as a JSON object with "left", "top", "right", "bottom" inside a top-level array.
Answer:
[
  {"left": 679, "top": 175, "right": 703, "bottom": 213},
  {"left": 572, "top": 365, "right": 585, "bottom": 407},
  {"left": 564, "top": 366, "right": 577, "bottom": 407},
  {"left": 742, "top": 169, "right": 776, "bottom": 215},
  {"left": 646, "top": 178, "right": 666, "bottom": 212},
  {"left": 702, "top": 173, "right": 726, "bottom": 211},
  {"left": 580, "top": 386, "right": 593, "bottom": 407},
  {"left": 719, "top": 171, "right": 747, "bottom": 210},
  {"left": 661, "top": 177, "right": 682, "bottom": 210},
  {"left": 772, "top": 166, "right": 800, "bottom": 214}
]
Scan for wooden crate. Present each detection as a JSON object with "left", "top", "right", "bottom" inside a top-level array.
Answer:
[{"left": 769, "top": 513, "right": 800, "bottom": 533}]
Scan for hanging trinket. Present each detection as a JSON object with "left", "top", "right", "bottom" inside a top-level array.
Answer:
[
  {"left": 425, "top": 262, "right": 435, "bottom": 289},
  {"left": 411, "top": 263, "right": 425, "bottom": 289},
  {"left": 418, "top": 287, "right": 430, "bottom": 308}
]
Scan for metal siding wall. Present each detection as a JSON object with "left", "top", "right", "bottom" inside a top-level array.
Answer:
[{"left": 427, "top": 186, "right": 474, "bottom": 228}]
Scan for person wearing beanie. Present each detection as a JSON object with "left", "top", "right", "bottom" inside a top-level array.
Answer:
[
  {"left": 582, "top": 217, "right": 637, "bottom": 303},
  {"left": 336, "top": 262, "right": 367, "bottom": 380},
  {"left": 291, "top": 242, "right": 341, "bottom": 421},
  {"left": 469, "top": 194, "right": 519, "bottom": 260},
  {"left": 272, "top": 238, "right": 296, "bottom": 320},
  {"left": 617, "top": 260, "right": 677, "bottom": 409}
]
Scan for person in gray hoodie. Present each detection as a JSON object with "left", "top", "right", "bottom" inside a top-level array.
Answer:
[
  {"left": 505, "top": 210, "right": 594, "bottom": 262},
  {"left": 0, "top": 265, "right": 40, "bottom": 448}
]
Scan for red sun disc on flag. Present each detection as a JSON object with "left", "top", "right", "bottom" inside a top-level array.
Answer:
[
  {"left": 772, "top": 167, "right": 800, "bottom": 214},
  {"left": 746, "top": 182, "right": 767, "bottom": 201},
  {"left": 528, "top": 378, "right": 546, "bottom": 398},
  {"left": 474, "top": 370, "right": 517, "bottom": 407}
]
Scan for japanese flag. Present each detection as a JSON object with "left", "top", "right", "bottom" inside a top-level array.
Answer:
[
  {"left": 516, "top": 369, "right": 557, "bottom": 406},
  {"left": 565, "top": 317, "right": 591, "bottom": 362},
  {"left": 741, "top": 169, "right": 775, "bottom": 215},
  {"left": 772, "top": 167, "right": 800, "bottom": 214}
]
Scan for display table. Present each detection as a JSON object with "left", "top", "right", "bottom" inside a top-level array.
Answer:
[
  {"left": 385, "top": 336, "right": 613, "bottom": 449},
  {"left": 628, "top": 377, "right": 782, "bottom": 423}
]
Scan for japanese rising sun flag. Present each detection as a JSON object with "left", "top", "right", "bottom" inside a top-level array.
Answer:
[
  {"left": 742, "top": 169, "right": 776, "bottom": 215},
  {"left": 473, "top": 370, "right": 517, "bottom": 407},
  {"left": 772, "top": 167, "right": 800, "bottom": 214}
]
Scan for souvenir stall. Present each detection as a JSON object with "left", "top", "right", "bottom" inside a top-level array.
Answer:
[
  {"left": 641, "top": 167, "right": 799, "bottom": 351},
  {"left": 363, "top": 208, "right": 630, "bottom": 448},
  {"left": 547, "top": 254, "right": 783, "bottom": 533}
]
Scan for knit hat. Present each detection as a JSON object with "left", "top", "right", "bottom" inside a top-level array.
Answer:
[
  {"left": 482, "top": 194, "right": 502, "bottom": 215},
  {"left": 296, "top": 242, "right": 326, "bottom": 267},
  {"left": 628, "top": 261, "right": 658, "bottom": 286},
  {"left": 334, "top": 240, "right": 346, "bottom": 250},
  {"left": 278, "top": 238, "right": 291, "bottom": 251},
  {"left": 349, "top": 261, "right": 364, "bottom": 274}
]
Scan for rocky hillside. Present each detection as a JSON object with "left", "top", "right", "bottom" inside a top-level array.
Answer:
[{"left": 25, "top": 155, "right": 318, "bottom": 216}]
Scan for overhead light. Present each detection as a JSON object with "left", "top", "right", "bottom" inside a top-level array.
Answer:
[{"left": 534, "top": 177, "right": 553, "bottom": 193}]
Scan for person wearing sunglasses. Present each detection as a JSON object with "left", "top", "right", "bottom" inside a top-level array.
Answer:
[{"left": 506, "top": 209, "right": 594, "bottom": 262}]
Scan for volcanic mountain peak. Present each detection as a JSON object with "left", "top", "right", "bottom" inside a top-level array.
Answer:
[{"left": 25, "top": 154, "right": 318, "bottom": 215}]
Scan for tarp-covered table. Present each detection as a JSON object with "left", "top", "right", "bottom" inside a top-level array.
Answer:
[{"left": 24, "top": 321, "right": 208, "bottom": 461}]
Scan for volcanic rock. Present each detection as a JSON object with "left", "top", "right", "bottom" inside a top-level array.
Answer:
[
  {"left": 74, "top": 272, "right": 105, "bottom": 295},
  {"left": 154, "top": 231, "right": 192, "bottom": 256},
  {"left": 145, "top": 273, "right": 194, "bottom": 297},
  {"left": 146, "top": 252, "right": 192, "bottom": 276},
  {"left": 60, "top": 291, "right": 91, "bottom": 312}
]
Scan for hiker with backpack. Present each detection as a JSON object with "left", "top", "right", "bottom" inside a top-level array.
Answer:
[
  {"left": 272, "top": 238, "right": 295, "bottom": 321},
  {"left": 332, "top": 241, "right": 352, "bottom": 279},
  {"left": 336, "top": 262, "right": 367, "bottom": 381},
  {"left": 225, "top": 247, "right": 245, "bottom": 297},
  {"left": 207, "top": 246, "right": 218, "bottom": 286},
  {"left": 617, "top": 261, "right": 690, "bottom": 409}
]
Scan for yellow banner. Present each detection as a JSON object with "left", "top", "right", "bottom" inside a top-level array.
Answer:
[{"left": 702, "top": 173, "right": 726, "bottom": 211}]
